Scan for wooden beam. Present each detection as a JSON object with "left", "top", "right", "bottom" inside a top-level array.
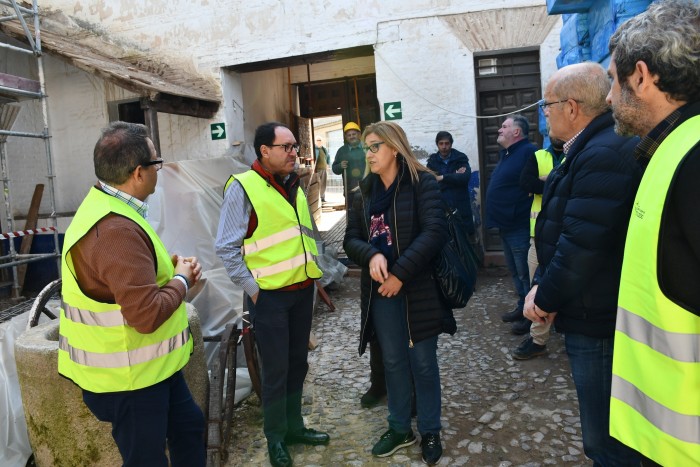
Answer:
[
  {"left": 18, "top": 183, "right": 43, "bottom": 293},
  {"left": 140, "top": 98, "right": 161, "bottom": 155},
  {"left": 146, "top": 93, "right": 220, "bottom": 119},
  {"left": 0, "top": 71, "right": 40, "bottom": 94}
]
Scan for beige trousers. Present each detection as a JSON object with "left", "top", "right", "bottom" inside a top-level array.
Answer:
[{"left": 528, "top": 238, "right": 551, "bottom": 346}]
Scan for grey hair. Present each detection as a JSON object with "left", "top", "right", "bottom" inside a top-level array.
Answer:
[
  {"left": 552, "top": 62, "right": 611, "bottom": 117},
  {"left": 609, "top": 0, "right": 700, "bottom": 102},
  {"left": 94, "top": 122, "right": 151, "bottom": 185},
  {"left": 510, "top": 114, "right": 530, "bottom": 139}
]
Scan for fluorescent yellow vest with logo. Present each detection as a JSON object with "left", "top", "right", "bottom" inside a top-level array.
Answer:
[
  {"left": 58, "top": 187, "right": 192, "bottom": 393},
  {"left": 611, "top": 116, "right": 700, "bottom": 466},
  {"left": 529, "top": 149, "right": 555, "bottom": 237},
  {"left": 225, "top": 171, "right": 322, "bottom": 289}
]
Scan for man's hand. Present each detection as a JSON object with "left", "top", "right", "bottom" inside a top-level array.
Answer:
[
  {"left": 523, "top": 285, "right": 557, "bottom": 324},
  {"left": 456, "top": 167, "right": 466, "bottom": 174},
  {"left": 340, "top": 160, "right": 349, "bottom": 169},
  {"left": 174, "top": 255, "right": 203, "bottom": 286}
]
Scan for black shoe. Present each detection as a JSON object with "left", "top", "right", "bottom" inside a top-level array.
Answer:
[
  {"left": 360, "top": 384, "right": 387, "bottom": 408},
  {"left": 501, "top": 306, "right": 524, "bottom": 323},
  {"left": 512, "top": 336, "right": 548, "bottom": 360},
  {"left": 421, "top": 432, "right": 443, "bottom": 465},
  {"left": 267, "top": 441, "right": 292, "bottom": 467},
  {"left": 511, "top": 317, "right": 532, "bottom": 335},
  {"left": 371, "top": 428, "right": 416, "bottom": 457},
  {"left": 285, "top": 427, "right": 330, "bottom": 446}
]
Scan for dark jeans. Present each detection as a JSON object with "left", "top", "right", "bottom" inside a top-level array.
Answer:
[
  {"left": 564, "top": 333, "right": 642, "bottom": 466},
  {"left": 248, "top": 286, "right": 314, "bottom": 443},
  {"left": 82, "top": 371, "right": 205, "bottom": 467},
  {"left": 499, "top": 227, "right": 531, "bottom": 310},
  {"left": 371, "top": 295, "right": 441, "bottom": 435}
]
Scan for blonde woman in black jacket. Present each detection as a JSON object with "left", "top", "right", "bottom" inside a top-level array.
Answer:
[{"left": 343, "top": 121, "right": 449, "bottom": 465}]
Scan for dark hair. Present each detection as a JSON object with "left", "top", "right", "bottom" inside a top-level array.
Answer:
[
  {"left": 609, "top": 0, "right": 700, "bottom": 102},
  {"left": 510, "top": 114, "right": 530, "bottom": 138},
  {"left": 253, "top": 122, "right": 289, "bottom": 160},
  {"left": 93, "top": 121, "right": 151, "bottom": 185},
  {"left": 435, "top": 131, "right": 453, "bottom": 145}
]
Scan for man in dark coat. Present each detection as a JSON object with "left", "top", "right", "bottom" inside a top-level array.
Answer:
[
  {"left": 523, "top": 62, "right": 642, "bottom": 466},
  {"left": 485, "top": 114, "right": 537, "bottom": 333},
  {"left": 426, "top": 131, "right": 475, "bottom": 239}
]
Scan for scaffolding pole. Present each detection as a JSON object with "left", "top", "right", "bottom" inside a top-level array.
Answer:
[{"left": 0, "top": 0, "right": 60, "bottom": 299}]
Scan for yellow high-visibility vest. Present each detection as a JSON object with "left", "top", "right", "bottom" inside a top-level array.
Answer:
[
  {"left": 611, "top": 115, "right": 700, "bottom": 465},
  {"left": 58, "top": 187, "right": 191, "bottom": 393},
  {"left": 225, "top": 171, "right": 322, "bottom": 289},
  {"left": 530, "top": 149, "right": 555, "bottom": 237}
]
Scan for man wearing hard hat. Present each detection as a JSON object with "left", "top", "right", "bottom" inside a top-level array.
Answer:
[{"left": 332, "top": 122, "right": 365, "bottom": 210}]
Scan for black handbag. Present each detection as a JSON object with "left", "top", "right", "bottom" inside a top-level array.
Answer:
[{"left": 433, "top": 208, "right": 477, "bottom": 309}]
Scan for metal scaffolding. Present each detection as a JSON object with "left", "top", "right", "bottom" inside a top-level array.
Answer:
[{"left": 0, "top": 0, "right": 60, "bottom": 299}]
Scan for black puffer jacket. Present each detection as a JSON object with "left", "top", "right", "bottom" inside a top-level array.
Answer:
[
  {"left": 343, "top": 164, "right": 448, "bottom": 355},
  {"left": 533, "top": 111, "right": 642, "bottom": 338}
]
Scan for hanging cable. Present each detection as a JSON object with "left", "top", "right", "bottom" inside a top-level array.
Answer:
[{"left": 375, "top": 51, "right": 543, "bottom": 119}]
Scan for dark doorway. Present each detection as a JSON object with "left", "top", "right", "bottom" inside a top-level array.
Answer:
[
  {"left": 297, "top": 75, "right": 380, "bottom": 130},
  {"left": 116, "top": 100, "right": 145, "bottom": 124},
  {"left": 475, "top": 48, "right": 543, "bottom": 251}
]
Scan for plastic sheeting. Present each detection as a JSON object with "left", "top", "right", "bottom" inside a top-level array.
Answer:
[
  {"left": 0, "top": 314, "right": 33, "bottom": 467},
  {"left": 0, "top": 152, "right": 348, "bottom": 466}
]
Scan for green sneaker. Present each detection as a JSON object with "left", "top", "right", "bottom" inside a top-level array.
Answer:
[{"left": 371, "top": 428, "right": 416, "bottom": 457}]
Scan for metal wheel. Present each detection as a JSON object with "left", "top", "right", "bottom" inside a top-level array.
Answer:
[
  {"left": 204, "top": 323, "right": 240, "bottom": 465},
  {"left": 27, "top": 278, "right": 61, "bottom": 329},
  {"left": 242, "top": 294, "right": 262, "bottom": 399}
]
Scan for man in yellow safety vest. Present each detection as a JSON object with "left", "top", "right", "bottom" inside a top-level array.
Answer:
[
  {"left": 606, "top": 1, "right": 700, "bottom": 465},
  {"left": 215, "top": 122, "right": 327, "bottom": 467},
  {"left": 58, "top": 122, "right": 205, "bottom": 466}
]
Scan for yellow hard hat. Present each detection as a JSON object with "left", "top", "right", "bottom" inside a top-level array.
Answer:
[{"left": 343, "top": 122, "right": 361, "bottom": 133}]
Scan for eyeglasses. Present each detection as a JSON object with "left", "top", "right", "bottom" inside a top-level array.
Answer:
[
  {"left": 131, "top": 159, "right": 163, "bottom": 172},
  {"left": 362, "top": 142, "right": 386, "bottom": 153},
  {"left": 268, "top": 143, "right": 301, "bottom": 153},
  {"left": 539, "top": 98, "right": 577, "bottom": 110}
]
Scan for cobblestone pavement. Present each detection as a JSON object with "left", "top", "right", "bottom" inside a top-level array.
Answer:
[{"left": 224, "top": 271, "right": 587, "bottom": 467}]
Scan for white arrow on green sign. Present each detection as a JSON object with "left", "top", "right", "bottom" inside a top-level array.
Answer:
[
  {"left": 210, "top": 123, "right": 226, "bottom": 140},
  {"left": 383, "top": 102, "right": 402, "bottom": 120}
]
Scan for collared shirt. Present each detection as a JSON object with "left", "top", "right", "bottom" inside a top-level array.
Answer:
[
  {"left": 98, "top": 180, "right": 149, "bottom": 219},
  {"left": 563, "top": 128, "right": 585, "bottom": 155},
  {"left": 634, "top": 106, "right": 684, "bottom": 169}
]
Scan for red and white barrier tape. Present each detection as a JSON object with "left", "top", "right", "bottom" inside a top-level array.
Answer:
[{"left": 0, "top": 226, "right": 56, "bottom": 240}]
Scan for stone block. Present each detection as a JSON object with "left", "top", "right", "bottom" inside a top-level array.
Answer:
[{"left": 14, "top": 304, "right": 209, "bottom": 466}]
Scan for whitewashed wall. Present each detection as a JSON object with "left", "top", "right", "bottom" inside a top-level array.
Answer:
[
  {"left": 3, "top": 0, "right": 566, "bottom": 220},
  {"left": 375, "top": 15, "right": 479, "bottom": 163},
  {"left": 41, "top": 0, "right": 547, "bottom": 70}
]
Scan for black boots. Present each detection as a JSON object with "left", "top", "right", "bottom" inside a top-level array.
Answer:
[{"left": 361, "top": 338, "right": 387, "bottom": 408}]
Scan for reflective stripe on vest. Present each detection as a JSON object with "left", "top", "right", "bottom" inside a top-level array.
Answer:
[
  {"left": 242, "top": 225, "right": 316, "bottom": 255},
  {"left": 611, "top": 115, "right": 700, "bottom": 466},
  {"left": 58, "top": 187, "right": 192, "bottom": 393},
  {"left": 233, "top": 171, "right": 322, "bottom": 289},
  {"left": 529, "top": 149, "right": 555, "bottom": 237},
  {"left": 62, "top": 301, "right": 125, "bottom": 327},
  {"left": 59, "top": 327, "right": 190, "bottom": 369}
]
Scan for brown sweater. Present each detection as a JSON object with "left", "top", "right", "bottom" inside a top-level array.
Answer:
[{"left": 70, "top": 213, "right": 186, "bottom": 334}]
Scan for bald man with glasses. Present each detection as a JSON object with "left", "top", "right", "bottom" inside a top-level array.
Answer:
[{"left": 523, "top": 62, "right": 642, "bottom": 465}]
